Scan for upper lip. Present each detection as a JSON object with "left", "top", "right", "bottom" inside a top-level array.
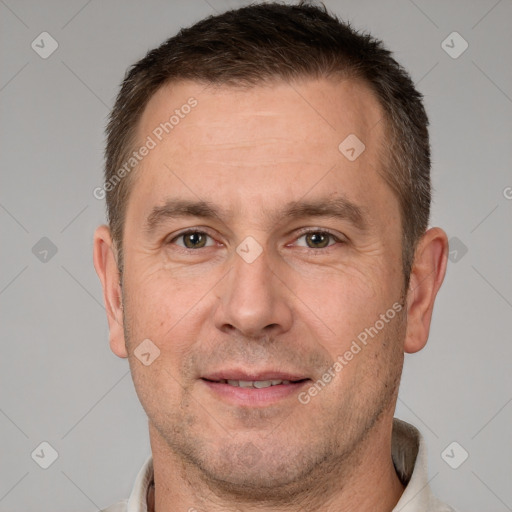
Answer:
[{"left": 202, "top": 370, "right": 309, "bottom": 382}]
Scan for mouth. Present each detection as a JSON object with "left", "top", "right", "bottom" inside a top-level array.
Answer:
[
  {"left": 201, "top": 372, "right": 310, "bottom": 405},
  {"left": 204, "top": 378, "right": 304, "bottom": 388}
]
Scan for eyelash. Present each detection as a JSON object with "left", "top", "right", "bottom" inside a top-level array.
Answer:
[{"left": 167, "top": 228, "right": 345, "bottom": 253}]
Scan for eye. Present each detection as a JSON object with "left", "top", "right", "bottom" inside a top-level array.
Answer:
[
  {"left": 167, "top": 228, "right": 344, "bottom": 252},
  {"left": 170, "top": 230, "right": 216, "bottom": 249},
  {"left": 293, "top": 229, "right": 343, "bottom": 250}
]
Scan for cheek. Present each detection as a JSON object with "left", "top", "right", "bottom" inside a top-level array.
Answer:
[
  {"left": 290, "top": 260, "right": 403, "bottom": 371},
  {"left": 297, "top": 263, "right": 388, "bottom": 327},
  {"left": 122, "top": 263, "right": 217, "bottom": 375},
  {"left": 124, "top": 256, "right": 197, "bottom": 318}
]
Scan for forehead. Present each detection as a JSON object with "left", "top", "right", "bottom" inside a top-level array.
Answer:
[
  {"left": 137, "top": 77, "right": 385, "bottom": 155},
  {"left": 128, "top": 77, "right": 394, "bottom": 230}
]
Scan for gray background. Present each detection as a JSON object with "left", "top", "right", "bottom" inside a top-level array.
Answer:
[{"left": 1, "top": 0, "right": 511, "bottom": 510}]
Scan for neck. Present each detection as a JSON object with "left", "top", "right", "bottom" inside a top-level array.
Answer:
[{"left": 148, "top": 415, "right": 405, "bottom": 512}]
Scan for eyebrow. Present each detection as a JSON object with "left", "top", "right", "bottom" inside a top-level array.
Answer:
[{"left": 144, "top": 196, "right": 368, "bottom": 235}]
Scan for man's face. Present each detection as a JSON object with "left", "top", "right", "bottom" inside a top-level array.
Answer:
[{"left": 119, "top": 78, "right": 407, "bottom": 491}]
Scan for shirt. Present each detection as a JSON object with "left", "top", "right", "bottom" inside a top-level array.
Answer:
[{"left": 101, "top": 418, "right": 457, "bottom": 512}]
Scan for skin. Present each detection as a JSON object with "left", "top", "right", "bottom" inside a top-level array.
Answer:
[{"left": 94, "top": 77, "right": 448, "bottom": 512}]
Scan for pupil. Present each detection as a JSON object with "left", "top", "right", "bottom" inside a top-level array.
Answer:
[
  {"left": 185, "top": 232, "right": 205, "bottom": 248},
  {"left": 308, "top": 233, "right": 328, "bottom": 248},
  {"left": 310, "top": 233, "right": 327, "bottom": 247}
]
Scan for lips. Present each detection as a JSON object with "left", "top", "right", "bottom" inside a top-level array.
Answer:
[{"left": 201, "top": 370, "right": 310, "bottom": 406}]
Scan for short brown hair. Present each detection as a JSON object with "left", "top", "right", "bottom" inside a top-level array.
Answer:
[{"left": 104, "top": 0, "right": 431, "bottom": 286}]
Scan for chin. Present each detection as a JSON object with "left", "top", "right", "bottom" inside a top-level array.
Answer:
[{"left": 195, "top": 441, "right": 328, "bottom": 500}]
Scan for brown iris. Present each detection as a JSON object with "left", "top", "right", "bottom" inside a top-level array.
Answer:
[
  {"left": 305, "top": 232, "right": 331, "bottom": 249},
  {"left": 182, "top": 232, "right": 208, "bottom": 249}
]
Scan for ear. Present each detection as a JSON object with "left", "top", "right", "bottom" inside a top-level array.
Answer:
[
  {"left": 404, "top": 227, "right": 448, "bottom": 354},
  {"left": 93, "top": 225, "right": 128, "bottom": 358}
]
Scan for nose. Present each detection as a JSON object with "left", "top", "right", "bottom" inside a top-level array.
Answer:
[{"left": 213, "top": 242, "right": 293, "bottom": 339}]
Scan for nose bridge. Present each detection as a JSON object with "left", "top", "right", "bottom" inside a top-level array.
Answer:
[{"left": 214, "top": 240, "right": 293, "bottom": 336}]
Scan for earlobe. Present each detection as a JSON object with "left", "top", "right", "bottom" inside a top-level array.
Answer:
[
  {"left": 93, "top": 225, "right": 128, "bottom": 358},
  {"left": 403, "top": 227, "right": 449, "bottom": 354}
]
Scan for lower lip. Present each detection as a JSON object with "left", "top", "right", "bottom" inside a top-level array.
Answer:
[{"left": 201, "top": 379, "right": 309, "bottom": 406}]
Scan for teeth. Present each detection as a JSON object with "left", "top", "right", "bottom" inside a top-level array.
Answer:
[
  {"left": 221, "top": 379, "right": 291, "bottom": 388},
  {"left": 253, "top": 380, "right": 273, "bottom": 388}
]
